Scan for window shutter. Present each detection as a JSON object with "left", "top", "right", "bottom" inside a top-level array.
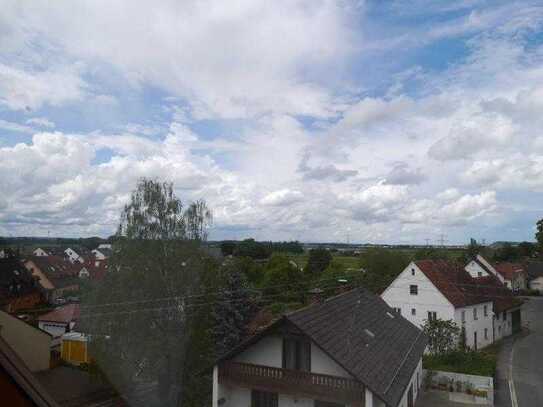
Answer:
[
  {"left": 303, "top": 340, "right": 311, "bottom": 371},
  {"left": 282, "top": 338, "right": 286, "bottom": 369}
]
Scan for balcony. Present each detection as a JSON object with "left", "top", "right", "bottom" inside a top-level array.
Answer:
[{"left": 219, "top": 361, "right": 365, "bottom": 404}]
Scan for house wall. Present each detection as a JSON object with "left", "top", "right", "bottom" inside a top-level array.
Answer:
[
  {"left": 233, "top": 334, "right": 352, "bottom": 378},
  {"left": 233, "top": 335, "right": 283, "bottom": 368},
  {"left": 529, "top": 276, "right": 543, "bottom": 292},
  {"left": 381, "top": 262, "right": 455, "bottom": 328},
  {"left": 220, "top": 333, "right": 360, "bottom": 407},
  {"left": 218, "top": 383, "right": 347, "bottom": 407},
  {"left": 33, "top": 248, "right": 48, "bottom": 257},
  {"left": 512, "top": 273, "right": 527, "bottom": 291},
  {"left": 454, "top": 303, "right": 493, "bottom": 350},
  {"left": 476, "top": 255, "right": 504, "bottom": 284},
  {"left": 465, "top": 261, "right": 489, "bottom": 279},
  {"left": 0, "top": 311, "right": 51, "bottom": 372},
  {"left": 92, "top": 250, "right": 106, "bottom": 260},
  {"left": 24, "top": 260, "right": 54, "bottom": 290},
  {"left": 494, "top": 310, "right": 513, "bottom": 341},
  {"left": 38, "top": 321, "right": 67, "bottom": 346}
]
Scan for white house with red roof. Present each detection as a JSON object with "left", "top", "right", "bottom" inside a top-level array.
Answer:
[
  {"left": 38, "top": 303, "right": 80, "bottom": 347},
  {"left": 382, "top": 259, "right": 521, "bottom": 351},
  {"left": 466, "top": 254, "right": 527, "bottom": 291}
]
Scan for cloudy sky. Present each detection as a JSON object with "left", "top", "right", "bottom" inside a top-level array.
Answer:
[{"left": 1, "top": 0, "right": 543, "bottom": 244}]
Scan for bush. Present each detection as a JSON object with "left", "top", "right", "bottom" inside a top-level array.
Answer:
[
  {"left": 423, "top": 349, "right": 497, "bottom": 377},
  {"left": 519, "top": 289, "right": 540, "bottom": 296}
]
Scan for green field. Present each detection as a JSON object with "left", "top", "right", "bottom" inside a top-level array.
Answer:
[{"left": 283, "top": 253, "right": 361, "bottom": 270}]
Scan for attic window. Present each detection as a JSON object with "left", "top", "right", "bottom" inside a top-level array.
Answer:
[
  {"left": 386, "top": 311, "right": 395, "bottom": 319},
  {"left": 364, "top": 328, "right": 375, "bottom": 339},
  {"left": 411, "top": 268, "right": 415, "bottom": 276}
]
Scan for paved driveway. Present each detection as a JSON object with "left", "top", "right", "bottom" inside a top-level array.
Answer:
[{"left": 511, "top": 297, "right": 543, "bottom": 407}]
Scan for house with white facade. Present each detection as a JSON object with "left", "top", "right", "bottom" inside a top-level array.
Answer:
[
  {"left": 63, "top": 247, "right": 84, "bottom": 264},
  {"left": 213, "top": 288, "right": 427, "bottom": 407},
  {"left": 92, "top": 247, "right": 111, "bottom": 260},
  {"left": 33, "top": 247, "right": 49, "bottom": 257},
  {"left": 38, "top": 303, "right": 80, "bottom": 348},
  {"left": 382, "top": 260, "right": 521, "bottom": 351},
  {"left": 526, "top": 261, "right": 543, "bottom": 293},
  {"left": 466, "top": 255, "right": 526, "bottom": 291}
]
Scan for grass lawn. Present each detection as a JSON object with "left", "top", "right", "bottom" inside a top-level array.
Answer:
[
  {"left": 423, "top": 345, "right": 500, "bottom": 377},
  {"left": 283, "top": 253, "right": 360, "bottom": 270}
]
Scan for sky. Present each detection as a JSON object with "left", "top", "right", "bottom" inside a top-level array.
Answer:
[{"left": 1, "top": 0, "right": 543, "bottom": 244}]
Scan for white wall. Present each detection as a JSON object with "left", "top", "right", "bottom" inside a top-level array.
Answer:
[
  {"left": 38, "top": 321, "right": 67, "bottom": 346},
  {"left": 476, "top": 255, "right": 504, "bottom": 284},
  {"left": 233, "top": 334, "right": 353, "bottom": 379},
  {"left": 530, "top": 276, "right": 543, "bottom": 292},
  {"left": 92, "top": 249, "right": 106, "bottom": 260},
  {"left": 381, "top": 262, "right": 455, "bottom": 328},
  {"left": 33, "top": 248, "right": 48, "bottom": 257},
  {"left": 311, "top": 342, "right": 351, "bottom": 378},
  {"left": 454, "top": 303, "right": 493, "bottom": 350},
  {"left": 465, "top": 261, "right": 489, "bottom": 279},
  {"left": 218, "top": 383, "right": 355, "bottom": 407},
  {"left": 493, "top": 309, "right": 513, "bottom": 341},
  {"left": 233, "top": 335, "right": 283, "bottom": 367}
]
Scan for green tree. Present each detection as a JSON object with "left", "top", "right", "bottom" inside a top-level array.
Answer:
[
  {"left": 305, "top": 248, "right": 333, "bottom": 276},
  {"left": 493, "top": 242, "right": 517, "bottom": 262},
  {"left": 83, "top": 179, "right": 217, "bottom": 407},
  {"left": 536, "top": 219, "right": 543, "bottom": 253},
  {"left": 220, "top": 241, "right": 237, "bottom": 256},
  {"left": 422, "top": 318, "right": 460, "bottom": 355},
  {"left": 358, "top": 249, "right": 410, "bottom": 294},
  {"left": 262, "top": 254, "right": 306, "bottom": 303},
  {"left": 213, "top": 265, "right": 257, "bottom": 356},
  {"left": 231, "top": 256, "right": 265, "bottom": 286},
  {"left": 518, "top": 241, "right": 536, "bottom": 258},
  {"left": 234, "top": 238, "right": 272, "bottom": 259}
]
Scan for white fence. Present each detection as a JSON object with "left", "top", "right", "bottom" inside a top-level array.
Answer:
[{"left": 423, "top": 369, "right": 494, "bottom": 406}]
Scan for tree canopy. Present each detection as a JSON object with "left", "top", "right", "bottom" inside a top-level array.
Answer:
[{"left": 83, "top": 178, "right": 217, "bottom": 407}]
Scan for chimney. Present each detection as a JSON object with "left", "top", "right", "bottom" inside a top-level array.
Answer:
[{"left": 308, "top": 288, "right": 324, "bottom": 305}]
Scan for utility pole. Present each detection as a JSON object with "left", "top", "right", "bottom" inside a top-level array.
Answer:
[
  {"left": 438, "top": 234, "right": 447, "bottom": 248},
  {"left": 425, "top": 238, "right": 430, "bottom": 247}
]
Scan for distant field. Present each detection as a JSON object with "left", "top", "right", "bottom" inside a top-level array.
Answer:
[{"left": 283, "top": 253, "right": 360, "bottom": 269}]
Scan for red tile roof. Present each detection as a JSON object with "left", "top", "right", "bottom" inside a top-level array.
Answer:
[
  {"left": 414, "top": 259, "right": 520, "bottom": 312},
  {"left": 493, "top": 262, "right": 525, "bottom": 281},
  {"left": 38, "top": 303, "right": 79, "bottom": 324}
]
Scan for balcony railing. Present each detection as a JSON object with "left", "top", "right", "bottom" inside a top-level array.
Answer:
[{"left": 219, "top": 361, "right": 365, "bottom": 403}]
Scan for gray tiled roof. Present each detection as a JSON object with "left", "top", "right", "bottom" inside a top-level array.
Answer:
[
  {"left": 286, "top": 288, "right": 427, "bottom": 407},
  {"left": 217, "top": 287, "right": 427, "bottom": 407}
]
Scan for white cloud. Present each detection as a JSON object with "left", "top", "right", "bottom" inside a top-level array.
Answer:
[
  {"left": 260, "top": 189, "right": 304, "bottom": 207},
  {"left": 26, "top": 117, "right": 55, "bottom": 128},
  {"left": 2, "top": 0, "right": 358, "bottom": 119},
  {"left": 0, "top": 119, "right": 34, "bottom": 133},
  {"left": 0, "top": 63, "right": 86, "bottom": 111}
]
